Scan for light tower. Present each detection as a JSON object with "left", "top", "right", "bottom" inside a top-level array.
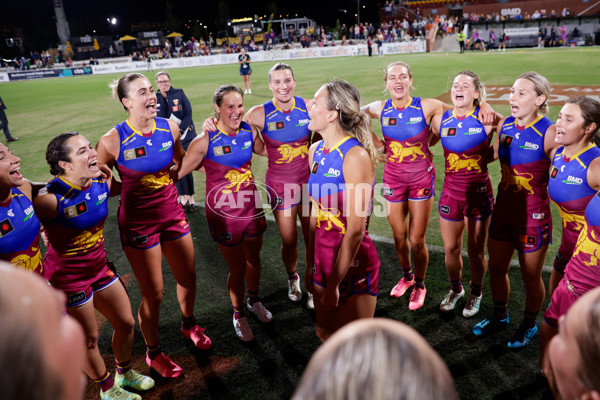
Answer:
[{"left": 53, "top": 0, "right": 71, "bottom": 45}]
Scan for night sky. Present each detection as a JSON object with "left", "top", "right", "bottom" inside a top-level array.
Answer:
[{"left": 2, "top": 0, "right": 381, "bottom": 52}]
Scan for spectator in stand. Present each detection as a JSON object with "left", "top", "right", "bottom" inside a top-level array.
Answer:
[
  {"left": 532, "top": 10, "right": 541, "bottom": 20},
  {"left": 524, "top": 11, "right": 531, "bottom": 20},
  {"left": 562, "top": 7, "right": 570, "bottom": 17},
  {"left": 489, "top": 28, "right": 497, "bottom": 51},
  {"left": 551, "top": 9, "right": 557, "bottom": 18}
]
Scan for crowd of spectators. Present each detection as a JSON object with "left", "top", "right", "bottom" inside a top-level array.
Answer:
[
  {"left": 465, "top": 7, "right": 571, "bottom": 24},
  {"left": 0, "top": 3, "right": 589, "bottom": 71}
]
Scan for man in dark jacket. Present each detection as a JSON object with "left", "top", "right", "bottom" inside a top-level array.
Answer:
[
  {"left": 0, "top": 97, "right": 18, "bottom": 142},
  {"left": 155, "top": 71, "right": 199, "bottom": 212}
]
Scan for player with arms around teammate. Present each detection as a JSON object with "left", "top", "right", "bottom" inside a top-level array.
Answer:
[
  {"left": 362, "top": 61, "right": 495, "bottom": 311},
  {"left": 546, "top": 97, "right": 600, "bottom": 297},
  {"left": 539, "top": 96, "right": 600, "bottom": 380},
  {"left": 0, "top": 142, "right": 44, "bottom": 274},
  {"left": 430, "top": 71, "right": 498, "bottom": 318},
  {"left": 204, "top": 63, "right": 315, "bottom": 307},
  {"left": 35, "top": 132, "right": 154, "bottom": 400},
  {"left": 96, "top": 73, "right": 211, "bottom": 379},
  {"left": 307, "top": 79, "right": 383, "bottom": 342},
  {"left": 473, "top": 72, "right": 557, "bottom": 349},
  {"left": 178, "top": 85, "right": 271, "bottom": 342}
]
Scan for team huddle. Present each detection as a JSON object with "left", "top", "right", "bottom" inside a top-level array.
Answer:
[{"left": 0, "top": 60, "right": 599, "bottom": 400}]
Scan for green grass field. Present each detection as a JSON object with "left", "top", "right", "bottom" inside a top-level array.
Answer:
[{"left": 2, "top": 46, "right": 599, "bottom": 399}]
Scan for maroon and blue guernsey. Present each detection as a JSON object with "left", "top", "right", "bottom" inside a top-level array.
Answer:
[
  {"left": 0, "top": 188, "right": 42, "bottom": 274},
  {"left": 262, "top": 97, "right": 311, "bottom": 181},
  {"left": 439, "top": 107, "right": 492, "bottom": 198},
  {"left": 549, "top": 144, "right": 600, "bottom": 258},
  {"left": 308, "top": 137, "right": 380, "bottom": 287},
  {"left": 495, "top": 115, "right": 554, "bottom": 227},
  {"left": 203, "top": 122, "right": 265, "bottom": 230},
  {"left": 564, "top": 190, "right": 600, "bottom": 293},
  {"left": 42, "top": 177, "right": 112, "bottom": 290},
  {"left": 114, "top": 118, "right": 185, "bottom": 227},
  {"left": 380, "top": 97, "right": 433, "bottom": 183}
]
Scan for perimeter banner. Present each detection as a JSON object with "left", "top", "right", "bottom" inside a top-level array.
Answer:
[
  {"left": 1, "top": 41, "right": 426, "bottom": 81},
  {"left": 6, "top": 67, "right": 93, "bottom": 81}
]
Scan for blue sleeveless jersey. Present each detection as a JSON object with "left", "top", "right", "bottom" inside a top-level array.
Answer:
[
  {"left": 439, "top": 107, "right": 491, "bottom": 197},
  {"left": 308, "top": 137, "right": 379, "bottom": 283},
  {"left": 44, "top": 177, "right": 109, "bottom": 258},
  {"left": 495, "top": 115, "right": 554, "bottom": 227},
  {"left": 565, "top": 190, "right": 600, "bottom": 293},
  {"left": 380, "top": 97, "right": 432, "bottom": 180},
  {"left": 549, "top": 144, "right": 600, "bottom": 253},
  {"left": 549, "top": 144, "right": 600, "bottom": 206},
  {"left": 262, "top": 96, "right": 311, "bottom": 143},
  {"left": 114, "top": 118, "right": 175, "bottom": 174},
  {"left": 262, "top": 97, "right": 311, "bottom": 182},
  {"left": 113, "top": 118, "right": 181, "bottom": 224},
  {"left": 0, "top": 188, "right": 42, "bottom": 273},
  {"left": 204, "top": 122, "right": 261, "bottom": 219}
]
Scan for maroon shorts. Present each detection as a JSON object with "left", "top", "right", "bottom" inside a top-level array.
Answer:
[
  {"left": 46, "top": 256, "right": 119, "bottom": 307},
  {"left": 265, "top": 180, "right": 307, "bottom": 211},
  {"left": 120, "top": 215, "right": 191, "bottom": 249},
  {"left": 382, "top": 167, "right": 435, "bottom": 203},
  {"left": 206, "top": 212, "right": 267, "bottom": 246},
  {"left": 314, "top": 267, "right": 379, "bottom": 299},
  {"left": 543, "top": 278, "right": 581, "bottom": 327},
  {"left": 438, "top": 189, "right": 494, "bottom": 221},
  {"left": 489, "top": 219, "right": 552, "bottom": 253}
]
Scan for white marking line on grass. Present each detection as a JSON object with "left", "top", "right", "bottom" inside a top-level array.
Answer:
[{"left": 197, "top": 205, "right": 553, "bottom": 273}]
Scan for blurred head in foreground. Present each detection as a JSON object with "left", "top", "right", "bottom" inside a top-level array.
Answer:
[
  {"left": 292, "top": 318, "right": 458, "bottom": 400},
  {"left": 0, "top": 262, "right": 86, "bottom": 400}
]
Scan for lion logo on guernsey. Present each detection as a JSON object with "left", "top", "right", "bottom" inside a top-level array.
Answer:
[
  {"left": 572, "top": 224, "right": 600, "bottom": 267},
  {"left": 72, "top": 227, "right": 104, "bottom": 252},
  {"left": 10, "top": 247, "right": 42, "bottom": 273},
  {"left": 275, "top": 142, "right": 309, "bottom": 164},
  {"left": 222, "top": 169, "right": 253, "bottom": 193},
  {"left": 135, "top": 172, "right": 173, "bottom": 194},
  {"left": 500, "top": 164, "right": 534, "bottom": 195},
  {"left": 314, "top": 203, "right": 346, "bottom": 234},
  {"left": 556, "top": 203, "right": 585, "bottom": 230},
  {"left": 446, "top": 153, "right": 481, "bottom": 173},
  {"left": 388, "top": 141, "right": 426, "bottom": 163}
]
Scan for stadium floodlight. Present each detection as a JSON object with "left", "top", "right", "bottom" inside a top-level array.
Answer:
[{"left": 107, "top": 17, "right": 117, "bottom": 25}]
